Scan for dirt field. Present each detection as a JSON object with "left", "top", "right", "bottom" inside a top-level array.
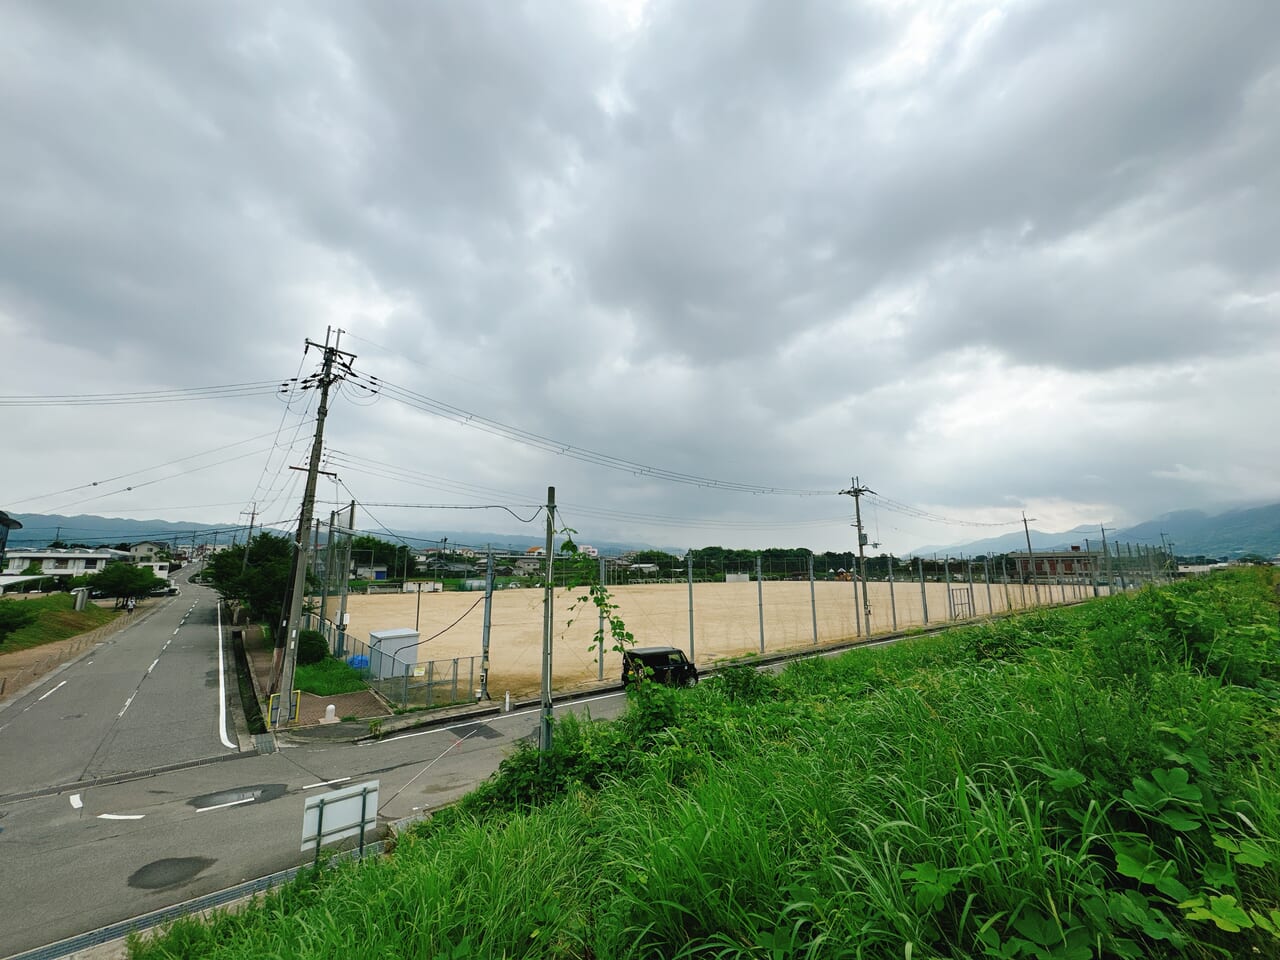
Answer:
[{"left": 329, "top": 576, "right": 1090, "bottom": 700}]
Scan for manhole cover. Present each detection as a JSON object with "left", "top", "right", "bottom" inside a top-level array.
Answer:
[{"left": 188, "top": 784, "right": 287, "bottom": 809}]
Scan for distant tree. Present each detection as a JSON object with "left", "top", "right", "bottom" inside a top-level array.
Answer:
[
  {"left": 0, "top": 601, "right": 37, "bottom": 645},
  {"left": 86, "top": 562, "right": 164, "bottom": 601},
  {"left": 351, "top": 535, "right": 417, "bottom": 579},
  {"left": 205, "top": 533, "right": 295, "bottom": 621},
  {"left": 48, "top": 539, "right": 68, "bottom": 549}
]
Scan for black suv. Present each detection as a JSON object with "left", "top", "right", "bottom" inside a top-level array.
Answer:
[{"left": 621, "top": 646, "right": 699, "bottom": 687}]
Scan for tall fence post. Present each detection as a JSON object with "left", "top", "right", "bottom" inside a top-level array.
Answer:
[
  {"left": 809, "top": 553, "right": 818, "bottom": 644},
  {"left": 480, "top": 551, "right": 494, "bottom": 700},
  {"left": 983, "top": 557, "right": 994, "bottom": 615},
  {"left": 1001, "top": 558, "right": 1013, "bottom": 611},
  {"left": 944, "top": 557, "right": 954, "bottom": 620},
  {"left": 598, "top": 555, "right": 606, "bottom": 682},
  {"left": 687, "top": 553, "right": 696, "bottom": 661},
  {"left": 887, "top": 556, "right": 898, "bottom": 631},
  {"left": 918, "top": 556, "right": 929, "bottom": 625},
  {"left": 756, "top": 555, "right": 765, "bottom": 654},
  {"left": 965, "top": 560, "right": 977, "bottom": 619}
]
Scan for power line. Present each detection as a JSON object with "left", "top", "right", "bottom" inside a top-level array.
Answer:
[
  {"left": 348, "top": 370, "right": 834, "bottom": 497},
  {"left": 0, "top": 380, "right": 290, "bottom": 406}
]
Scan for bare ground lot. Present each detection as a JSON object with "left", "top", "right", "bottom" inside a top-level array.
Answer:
[{"left": 330, "top": 577, "right": 1086, "bottom": 701}]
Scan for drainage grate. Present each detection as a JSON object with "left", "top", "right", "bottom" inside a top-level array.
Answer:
[{"left": 253, "top": 733, "right": 277, "bottom": 755}]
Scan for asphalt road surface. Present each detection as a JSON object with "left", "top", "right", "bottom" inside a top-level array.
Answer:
[{"left": 1, "top": 648, "right": 630, "bottom": 957}]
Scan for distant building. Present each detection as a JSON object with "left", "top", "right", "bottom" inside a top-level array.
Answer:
[
  {"left": 130, "top": 541, "right": 168, "bottom": 563},
  {"left": 0, "top": 510, "right": 21, "bottom": 572},
  {"left": 3, "top": 547, "right": 132, "bottom": 579}
]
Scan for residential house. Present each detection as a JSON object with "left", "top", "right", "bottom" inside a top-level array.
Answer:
[
  {"left": 3, "top": 548, "right": 132, "bottom": 579},
  {"left": 130, "top": 541, "right": 168, "bottom": 563}
]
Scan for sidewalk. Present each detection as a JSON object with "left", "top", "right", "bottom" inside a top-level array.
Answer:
[{"left": 239, "top": 624, "right": 394, "bottom": 728}]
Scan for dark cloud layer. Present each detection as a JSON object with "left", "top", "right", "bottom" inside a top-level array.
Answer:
[{"left": 4, "top": 0, "right": 1278, "bottom": 551}]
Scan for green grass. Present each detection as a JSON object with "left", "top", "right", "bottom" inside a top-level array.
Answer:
[
  {"left": 293, "top": 657, "right": 367, "bottom": 696},
  {"left": 131, "top": 569, "right": 1280, "bottom": 959},
  {"left": 0, "top": 593, "right": 119, "bottom": 653}
]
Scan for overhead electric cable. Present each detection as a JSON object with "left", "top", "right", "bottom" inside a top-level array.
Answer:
[
  {"left": 0, "top": 380, "right": 289, "bottom": 407},
  {"left": 346, "top": 371, "right": 834, "bottom": 497}
]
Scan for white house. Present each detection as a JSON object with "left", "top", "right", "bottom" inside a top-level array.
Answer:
[
  {"left": 3, "top": 548, "right": 132, "bottom": 579},
  {"left": 130, "top": 541, "right": 168, "bottom": 563}
]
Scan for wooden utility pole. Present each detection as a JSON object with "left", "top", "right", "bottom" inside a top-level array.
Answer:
[
  {"left": 839, "top": 477, "right": 874, "bottom": 638},
  {"left": 1022, "top": 511, "right": 1041, "bottom": 604},
  {"left": 274, "top": 331, "right": 357, "bottom": 726}
]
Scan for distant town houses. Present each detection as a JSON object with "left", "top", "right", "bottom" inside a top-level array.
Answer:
[{"left": 3, "top": 547, "right": 132, "bottom": 579}]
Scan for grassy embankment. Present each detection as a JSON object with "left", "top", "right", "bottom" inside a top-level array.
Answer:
[
  {"left": 133, "top": 569, "right": 1280, "bottom": 959},
  {"left": 0, "top": 593, "right": 119, "bottom": 653}
]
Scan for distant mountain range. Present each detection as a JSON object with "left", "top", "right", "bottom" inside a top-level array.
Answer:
[
  {"left": 910, "top": 503, "right": 1280, "bottom": 560},
  {"left": 7, "top": 503, "right": 1279, "bottom": 560},
  {"left": 2, "top": 512, "right": 655, "bottom": 557}
]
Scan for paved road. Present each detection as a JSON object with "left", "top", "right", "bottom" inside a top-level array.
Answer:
[
  {"left": 0, "top": 572, "right": 887, "bottom": 958},
  {"left": 0, "top": 573, "right": 237, "bottom": 800},
  {"left": 0, "top": 675, "right": 629, "bottom": 956}
]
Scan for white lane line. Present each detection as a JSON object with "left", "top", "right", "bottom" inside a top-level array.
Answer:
[
  {"left": 118, "top": 694, "right": 135, "bottom": 718},
  {"left": 37, "top": 680, "right": 68, "bottom": 702},
  {"left": 70, "top": 794, "right": 83, "bottom": 809},
  {"left": 98, "top": 813, "right": 145, "bottom": 821},
  {"left": 196, "top": 797, "right": 254, "bottom": 813},
  {"left": 147, "top": 658, "right": 159, "bottom": 674},
  {"left": 215, "top": 601, "right": 235, "bottom": 749},
  {"left": 302, "top": 777, "right": 351, "bottom": 790},
  {"left": 173, "top": 628, "right": 180, "bottom": 636},
  {"left": 86, "top": 660, "right": 94, "bottom": 666}
]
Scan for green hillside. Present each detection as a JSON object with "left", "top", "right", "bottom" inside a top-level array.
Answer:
[{"left": 134, "top": 571, "right": 1280, "bottom": 958}]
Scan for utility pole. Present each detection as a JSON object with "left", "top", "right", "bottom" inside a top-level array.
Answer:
[
  {"left": 274, "top": 331, "right": 357, "bottom": 727},
  {"left": 539, "top": 487, "right": 556, "bottom": 753},
  {"left": 838, "top": 477, "right": 874, "bottom": 638},
  {"left": 1100, "top": 526, "right": 1113, "bottom": 595},
  {"left": 336, "top": 499, "right": 356, "bottom": 656},
  {"left": 1022, "top": 511, "right": 1041, "bottom": 604},
  {"left": 240, "top": 504, "right": 256, "bottom": 577}
]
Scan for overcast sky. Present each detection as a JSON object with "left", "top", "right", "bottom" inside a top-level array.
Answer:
[{"left": 4, "top": 0, "right": 1278, "bottom": 555}]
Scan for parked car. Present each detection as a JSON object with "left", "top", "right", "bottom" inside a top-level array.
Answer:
[{"left": 621, "top": 646, "right": 699, "bottom": 687}]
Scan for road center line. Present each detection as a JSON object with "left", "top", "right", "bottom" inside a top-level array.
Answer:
[
  {"left": 37, "top": 680, "right": 68, "bottom": 702},
  {"left": 70, "top": 794, "right": 83, "bottom": 809},
  {"left": 118, "top": 694, "right": 135, "bottom": 718},
  {"left": 196, "top": 797, "right": 254, "bottom": 813},
  {"left": 302, "top": 777, "right": 351, "bottom": 790},
  {"left": 98, "top": 813, "right": 145, "bottom": 821},
  {"left": 173, "top": 629, "right": 180, "bottom": 636},
  {"left": 147, "top": 659, "right": 159, "bottom": 674}
]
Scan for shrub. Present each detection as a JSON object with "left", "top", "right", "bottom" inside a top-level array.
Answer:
[{"left": 297, "top": 628, "right": 329, "bottom": 665}]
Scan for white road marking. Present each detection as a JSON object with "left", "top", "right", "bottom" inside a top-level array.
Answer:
[
  {"left": 173, "top": 629, "right": 180, "bottom": 636},
  {"left": 147, "top": 659, "right": 159, "bottom": 674},
  {"left": 37, "top": 680, "right": 68, "bottom": 702},
  {"left": 215, "top": 601, "right": 236, "bottom": 749},
  {"left": 98, "top": 813, "right": 145, "bottom": 821},
  {"left": 302, "top": 777, "right": 351, "bottom": 790},
  {"left": 196, "top": 797, "right": 254, "bottom": 813},
  {"left": 118, "top": 694, "right": 135, "bottom": 718},
  {"left": 70, "top": 794, "right": 83, "bottom": 809}
]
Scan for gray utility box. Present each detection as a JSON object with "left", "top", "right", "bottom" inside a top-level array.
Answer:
[{"left": 368, "top": 628, "right": 418, "bottom": 680}]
